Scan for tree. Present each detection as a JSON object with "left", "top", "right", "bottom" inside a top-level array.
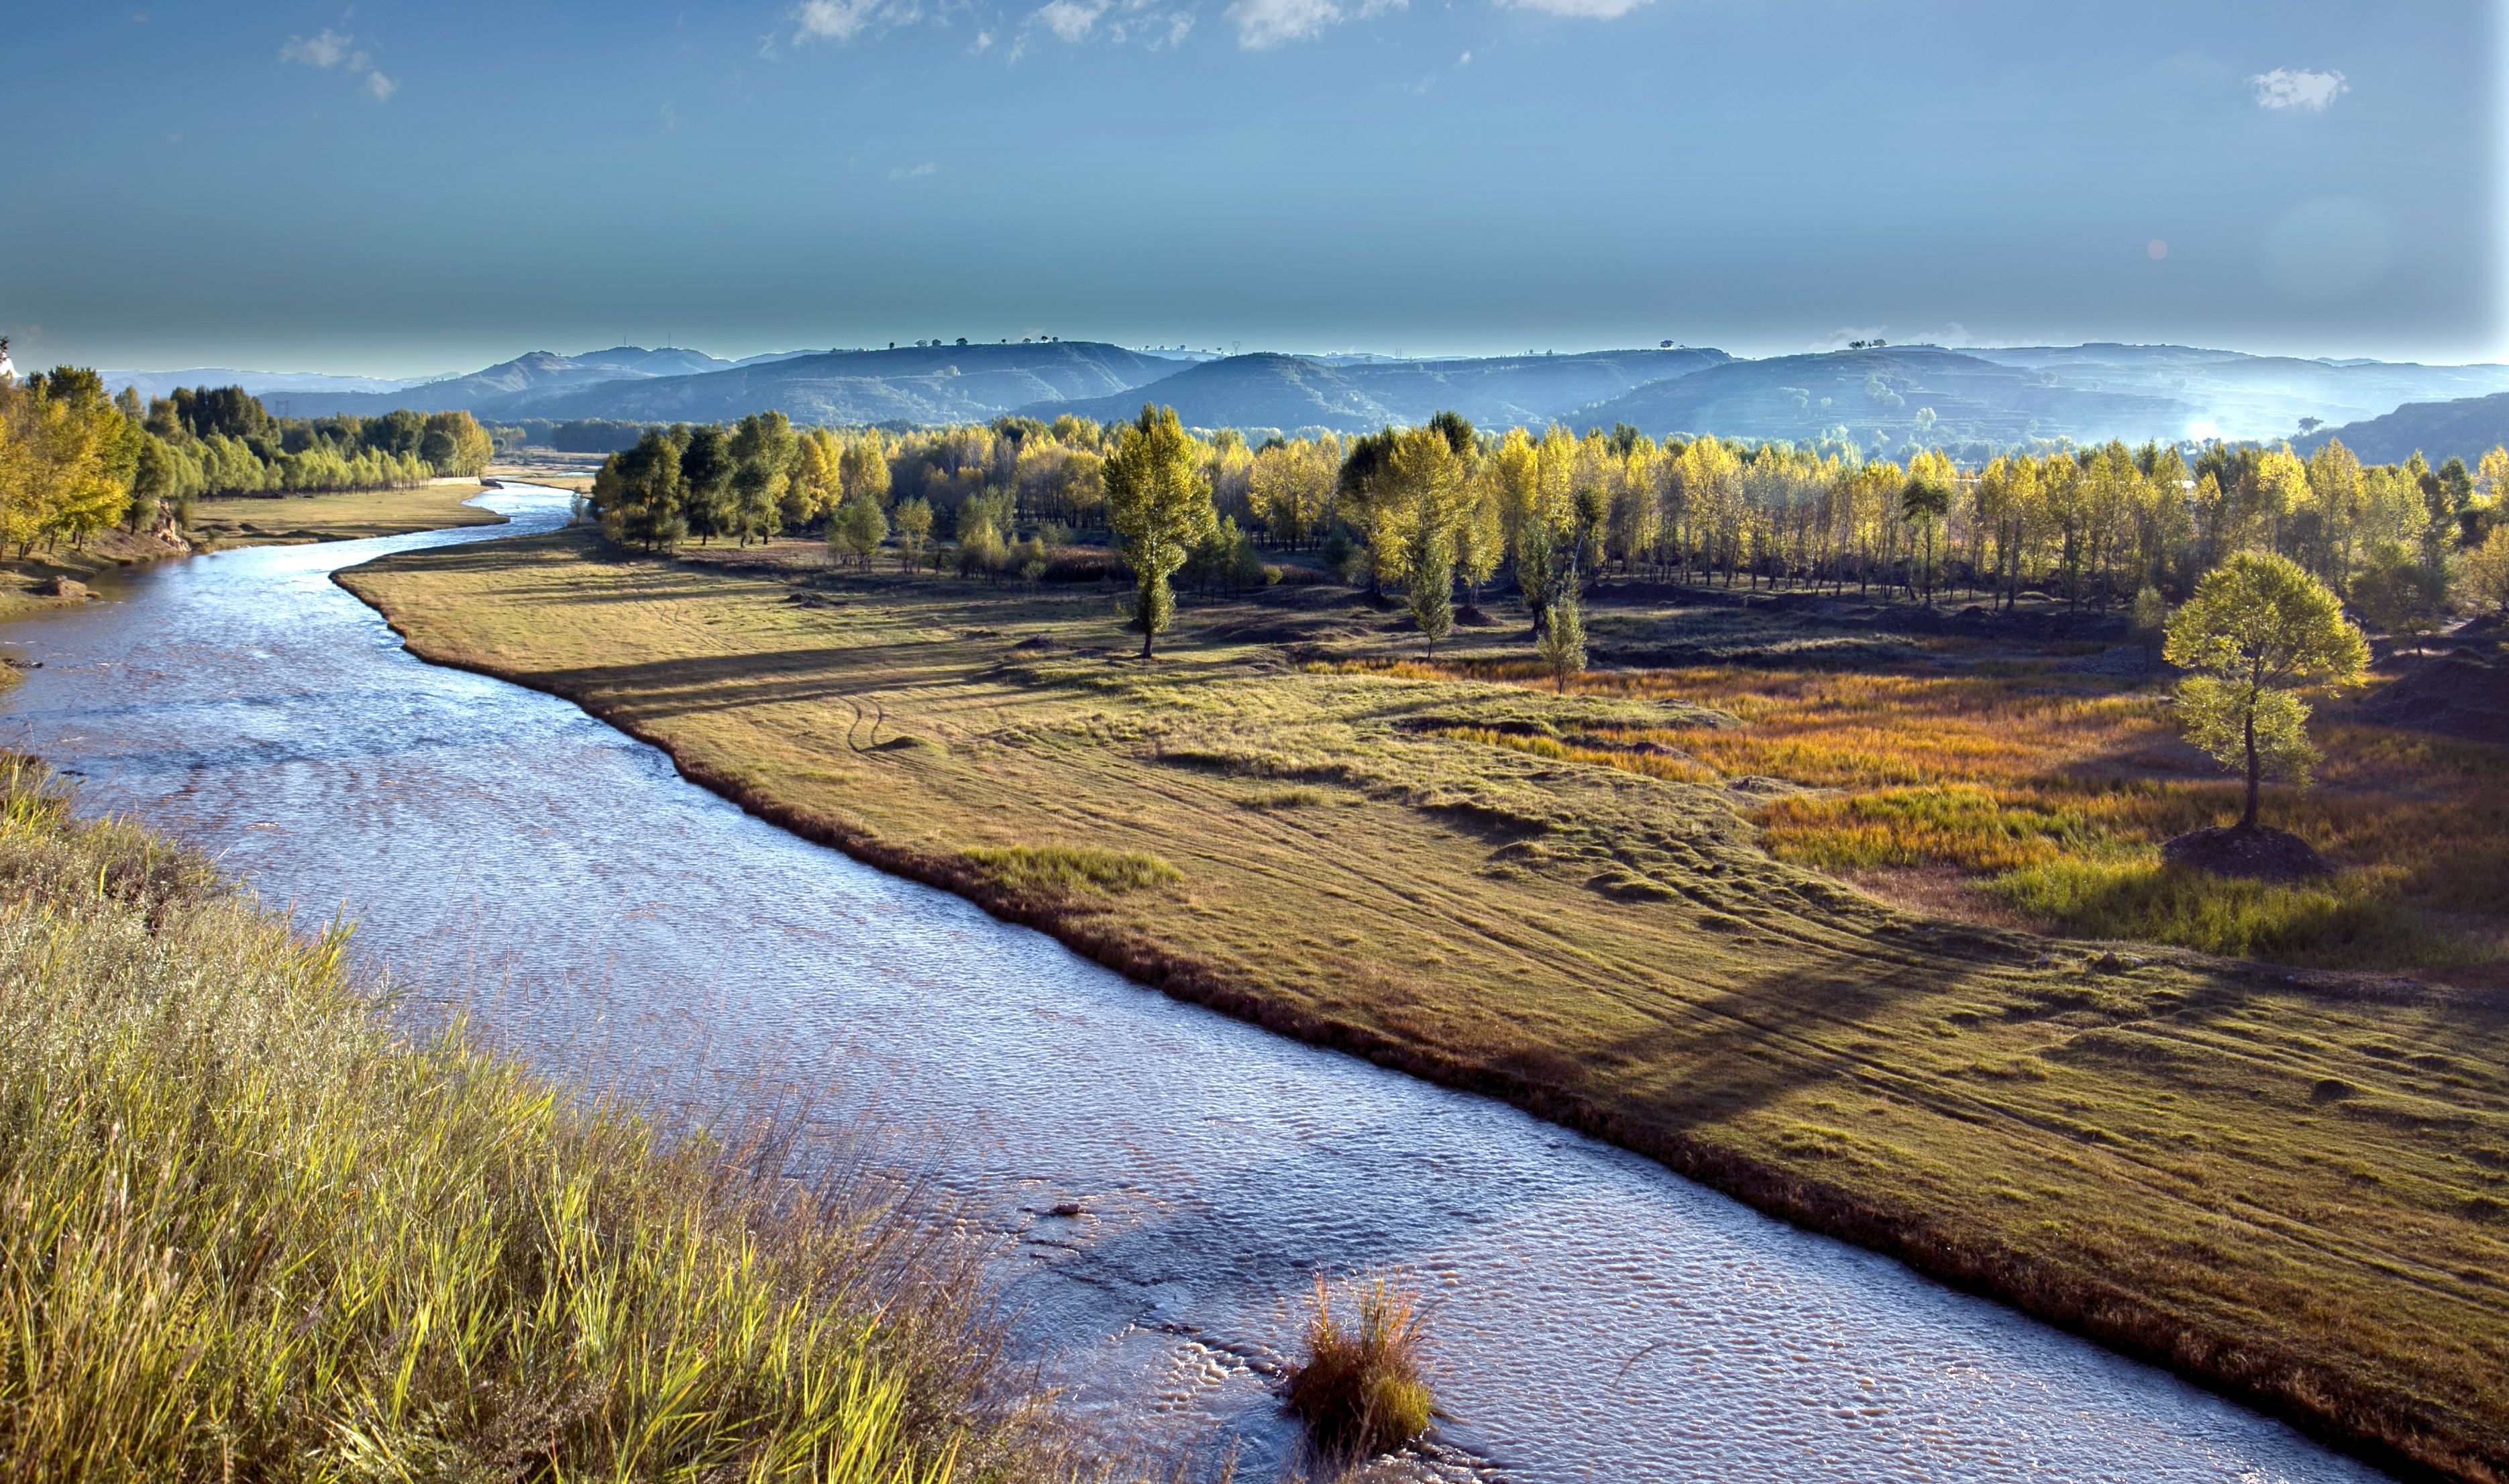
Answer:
[
  {"left": 678, "top": 426, "right": 735, "bottom": 544},
  {"left": 1104, "top": 404, "right": 1216, "bottom": 660},
  {"left": 2459, "top": 525, "right": 2509, "bottom": 615},
  {"left": 1537, "top": 590, "right": 1586, "bottom": 693},
  {"left": 1411, "top": 536, "right": 1452, "bottom": 654},
  {"left": 600, "top": 430, "right": 686, "bottom": 551},
  {"left": 892, "top": 496, "right": 934, "bottom": 573},
  {"left": 2351, "top": 544, "right": 2450, "bottom": 653},
  {"left": 728, "top": 412, "right": 797, "bottom": 544},
  {"left": 2163, "top": 552, "right": 2369, "bottom": 829},
  {"left": 829, "top": 496, "right": 888, "bottom": 570},
  {"left": 1899, "top": 458, "right": 1954, "bottom": 604}
]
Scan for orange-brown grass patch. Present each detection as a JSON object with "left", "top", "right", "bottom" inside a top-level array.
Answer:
[{"left": 1346, "top": 658, "right": 2509, "bottom": 969}]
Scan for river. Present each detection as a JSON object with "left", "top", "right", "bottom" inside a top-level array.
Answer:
[{"left": 0, "top": 484, "right": 2388, "bottom": 1482}]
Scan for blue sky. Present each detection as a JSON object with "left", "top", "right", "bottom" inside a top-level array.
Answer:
[{"left": 2, "top": 0, "right": 2496, "bottom": 376}]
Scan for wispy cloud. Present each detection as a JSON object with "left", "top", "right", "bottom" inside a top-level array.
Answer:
[
  {"left": 279, "top": 29, "right": 354, "bottom": 68},
  {"left": 794, "top": 0, "right": 921, "bottom": 44},
  {"left": 1032, "top": 0, "right": 1108, "bottom": 42},
  {"left": 2250, "top": 67, "right": 2347, "bottom": 111},
  {"left": 1224, "top": 0, "right": 1402, "bottom": 50},
  {"left": 279, "top": 28, "right": 398, "bottom": 100},
  {"left": 888, "top": 162, "right": 939, "bottom": 179},
  {"left": 1493, "top": 0, "right": 1653, "bottom": 18}
]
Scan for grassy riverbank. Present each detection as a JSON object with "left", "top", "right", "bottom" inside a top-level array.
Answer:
[
  {"left": 0, "top": 753, "right": 1080, "bottom": 1481},
  {"left": 338, "top": 528, "right": 2509, "bottom": 1481},
  {"left": 188, "top": 480, "right": 509, "bottom": 547},
  {"left": 0, "top": 485, "right": 509, "bottom": 624}
]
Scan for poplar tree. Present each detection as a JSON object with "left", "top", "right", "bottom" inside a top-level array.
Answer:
[
  {"left": 1105, "top": 404, "right": 1215, "bottom": 660},
  {"left": 2163, "top": 553, "right": 2367, "bottom": 830}
]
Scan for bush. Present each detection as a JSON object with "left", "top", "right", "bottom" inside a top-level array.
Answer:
[
  {"left": 963, "top": 844, "right": 1181, "bottom": 894},
  {"left": 1283, "top": 1274, "right": 1434, "bottom": 1458}
]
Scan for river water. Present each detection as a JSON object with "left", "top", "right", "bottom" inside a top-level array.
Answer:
[{"left": 0, "top": 484, "right": 2386, "bottom": 1482}]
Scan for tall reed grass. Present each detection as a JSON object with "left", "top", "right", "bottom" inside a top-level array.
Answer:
[{"left": 0, "top": 759, "right": 1068, "bottom": 1481}]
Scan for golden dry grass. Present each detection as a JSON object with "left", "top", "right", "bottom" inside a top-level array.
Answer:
[
  {"left": 189, "top": 482, "right": 508, "bottom": 547},
  {"left": 1356, "top": 658, "right": 2509, "bottom": 970},
  {"left": 337, "top": 529, "right": 2509, "bottom": 1481}
]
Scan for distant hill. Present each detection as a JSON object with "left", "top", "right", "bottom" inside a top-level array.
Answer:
[
  {"left": 97, "top": 367, "right": 422, "bottom": 402},
  {"left": 2294, "top": 391, "right": 2509, "bottom": 467},
  {"left": 272, "top": 347, "right": 748, "bottom": 418},
  {"left": 1023, "top": 348, "right": 1729, "bottom": 434},
  {"left": 130, "top": 335, "right": 2509, "bottom": 452},
  {"left": 1574, "top": 347, "right": 2188, "bottom": 451},
  {"left": 1962, "top": 344, "right": 2509, "bottom": 442},
  {"left": 500, "top": 342, "right": 1179, "bottom": 426}
]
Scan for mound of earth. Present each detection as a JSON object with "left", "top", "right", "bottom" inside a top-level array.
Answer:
[
  {"left": 2161, "top": 825, "right": 2331, "bottom": 881},
  {"left": 2355, "top": 653, "right": 2509, "bottom": 745}
]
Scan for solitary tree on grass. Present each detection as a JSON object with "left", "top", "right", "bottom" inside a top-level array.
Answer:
[
  {"left": 2162, "top": 552, "right": 2368, "bottom": 830},
  {"left": 1538, "top": 591, "right": 1587, "bottom": 693},
  {"left": 1105, "top": 404, "right": 1215, "bottom": 660}
]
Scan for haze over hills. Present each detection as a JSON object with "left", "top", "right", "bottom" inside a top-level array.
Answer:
[
  {"left": 1958, "top": 345, "right": 2509, "bottom": 441},
  {"left": 1021, "top": 348, "right": 1730, "bottom": 435},
  {"left": 495, "top": 342, "right": 1183, "bottom": 427},
  {"left": 91, "top": 337, "right": 2509, "bottom": 454},
  {"left": 2294, "top": 392, "right": 2509, "bottom": 466}
]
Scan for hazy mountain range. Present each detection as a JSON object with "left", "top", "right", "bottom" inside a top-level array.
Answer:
[{"left": 95, "top": 339, "right": 2509, "bottom": 459}]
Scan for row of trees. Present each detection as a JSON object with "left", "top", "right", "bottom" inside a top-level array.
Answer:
[
  {"left": 0, "top": 368, "right": 496, "bottom": 555},
  {"left": 586, "top": 403, "right": 2509, "bottom": 657}
]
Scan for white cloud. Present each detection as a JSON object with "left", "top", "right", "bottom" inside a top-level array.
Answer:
[
  {"left": 794, "top": 0, "right": 920, "bottom": 42},
  {"left": 972, "top": 28, "right": 994, "bottom": 49},
  {"left": 888, "top": 162, "right": 938, "bottom": 179},
  {"left": 1033, "top": 0, "right": 1108, "bottom": 41},
  {"left": 1224, "top": 0, "right": 1401, "bottom": 49},
  {"left": 1493, "top": 0, "right": 1652, "bottom": 17},
  {"left": 279, "top": 29, "right": 353, "bottom": 68},
  {"left": 280, "top": 29, "right": 396, "bottom": 100},
  {"left": 2250, "top": 67, "right": 2347, "bottom": 111}
]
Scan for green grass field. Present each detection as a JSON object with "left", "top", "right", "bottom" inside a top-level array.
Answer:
[{"left": 339, "top": 529, "right": 2509, "bottom": 1481}]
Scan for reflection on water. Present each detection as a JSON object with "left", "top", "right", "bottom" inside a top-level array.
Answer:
[{"left": 0, "top": 487, "right": 2386, "bottom": 1482}]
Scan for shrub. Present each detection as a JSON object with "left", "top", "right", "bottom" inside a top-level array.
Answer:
[
  {"left": 963, "top": 844, "right": 1181, "bottom": 894},
  {"left": 1283, "top": 1273, "right": 1434, "bottom": 1458}
]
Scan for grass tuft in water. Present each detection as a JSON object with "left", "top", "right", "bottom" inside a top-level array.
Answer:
[{"left": 1282, "top": 1273, "right": 1434, "bottom": 1461}]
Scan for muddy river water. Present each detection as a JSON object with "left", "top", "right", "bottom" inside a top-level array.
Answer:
[{"left": 0, "top": 484, "right": 2386, "bottom": 1481}]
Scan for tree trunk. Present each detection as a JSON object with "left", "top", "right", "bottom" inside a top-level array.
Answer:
[{"left": 2242, "top": 710, "right": 2261, "bottom": 828}]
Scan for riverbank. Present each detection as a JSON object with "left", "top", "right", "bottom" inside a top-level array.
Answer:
[
  {"left": 188, "top": 480, "right": 510, "bottom": 547},
  {"left": 0, "top": 745, "right": 1089, "bottom": 1480},
  {"left": 0, "top": 483, "right": 509, "bottom": 624},
  {"left": 337, "top": 527, "right": 2509, "bottom": 1482}
]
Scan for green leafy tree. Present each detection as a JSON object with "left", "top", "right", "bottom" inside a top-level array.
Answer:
[
  {"left": 678, "top": 426, "right": 735, "bottom": 545},
  {"left": 1410, "top": 534, "right": 1452, "bottom": 654},
  {"left": 2163, "top": 552, "right": 2369, "bottom": 829},
  {"left": 2459, "top": 525, "right": 2509, "bottom": 615},
  {"left": 829, "top": 496, "right": 887, "bottom": 570},
  {"left": 1537, "top": 590, "right": 1587, "bottom": 693},
  {"left": 892, "top": 497, "right": 934, "bottom": 573},
  {"left": 599, "top": 430, "right": 687, "bottom": 552},
  {"left": 1105, "top": 405, "right": 1216, "bottom": 659}
]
